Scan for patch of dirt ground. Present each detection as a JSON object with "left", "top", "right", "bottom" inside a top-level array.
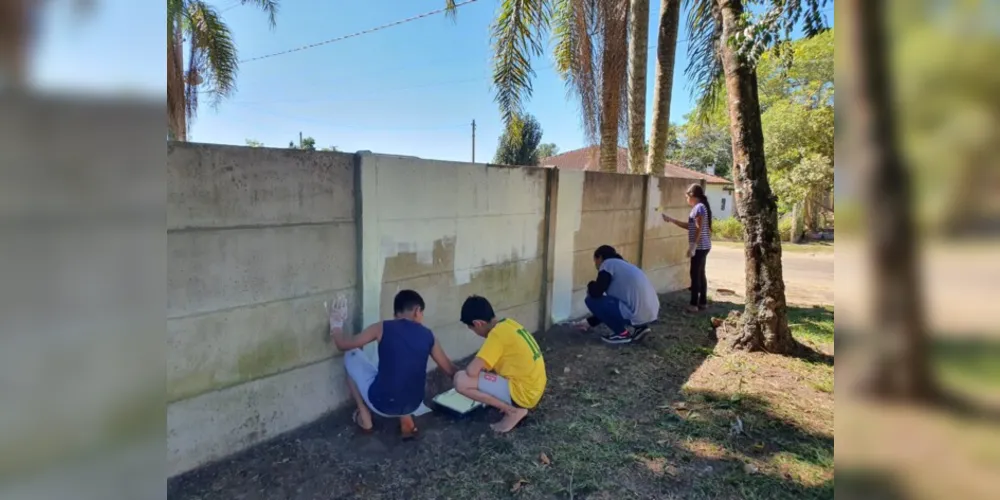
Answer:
[{"left": 168, "top": 291, "right": 834, "bottom": 500}]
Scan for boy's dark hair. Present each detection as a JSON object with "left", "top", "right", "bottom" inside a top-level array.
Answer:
[
  {"left": 460, "top": 295, "right": 495, "bottom": 325},
  {"left": 593, "top": 245, "right": 623, "bottom": 261},
  {"left": 393, "top": 290, "right": 425, "bottom": 315}
]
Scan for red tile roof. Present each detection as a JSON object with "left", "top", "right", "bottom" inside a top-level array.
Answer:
[{"left": 540, "top": 146, "right": 732, "bottom": 185}]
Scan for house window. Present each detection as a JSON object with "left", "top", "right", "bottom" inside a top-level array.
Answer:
[{"left": 721, "top": 198, "right": 726, "bottom": 211}]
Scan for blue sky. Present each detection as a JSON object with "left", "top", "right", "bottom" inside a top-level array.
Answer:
[{"left": 31, "top": 0, "right": 831, "bottom": 162}]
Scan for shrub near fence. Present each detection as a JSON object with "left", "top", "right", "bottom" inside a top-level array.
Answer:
[{"left": 711, "top": 217, "right": 793, "bottom": 242}]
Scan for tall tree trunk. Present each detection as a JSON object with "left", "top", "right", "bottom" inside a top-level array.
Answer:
[
  {"left": 626, "top": 0, "right": 650, "bottom": 174},
  {"left": 716, "top": 0, "right": 795, "bottom": 353},
  {"left": 598, "top": 0, "right": 628, "bottom": 173},
  {"left": 167, "top": 22, "right": 187, "bottom": 141},
  {"left": 646, "top": 0, "right": 681, "bottom": 176},
  {"left": 845, "top": 0, "right": 936, "bottom": 400}
]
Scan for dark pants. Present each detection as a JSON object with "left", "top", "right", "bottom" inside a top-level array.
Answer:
[
  {"left": 584, "top": 295, "right": 628, "bottom": 335},
  {"left": 690, "top": 249, "right": 710, "bottom": 306}
]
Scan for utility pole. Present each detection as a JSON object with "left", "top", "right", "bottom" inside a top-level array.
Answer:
[{"left": 471, "top": 119, "right": 476, "bottom": 163}]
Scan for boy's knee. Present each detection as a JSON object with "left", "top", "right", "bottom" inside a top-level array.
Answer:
[{"left": 454, "top": 371, "right": 474, "bottom": 393}]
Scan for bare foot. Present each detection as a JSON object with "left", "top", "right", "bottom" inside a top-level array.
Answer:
[
  {"left": 490, "top": 407, "right": 528, "bottom": 433},
  {"left": 685, "top": 305, "right": 700, "bottom": 314},
  {"left": 400, "top": 415, "right": 418, "bottom": 440},
  {"left": 572, "top": 320, "right": 591, "bottom": 332},
  {"left": 352, "top": 409, "right": 373, "bottom": 433}
]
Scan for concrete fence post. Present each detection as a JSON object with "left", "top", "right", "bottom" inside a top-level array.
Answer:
[
  {"left": 354, "top": 151, "right": 381, "bottom": 361},
  {"left": 541, "top": 167, "right": 560, "bottom": 331},
  {"left": 637, "top": 174, "right": 653, "bottom": 270}
]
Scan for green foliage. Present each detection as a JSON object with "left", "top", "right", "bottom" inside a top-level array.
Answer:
[
  {"left": 759, "top": 29, "right": 834, "bottom": 214},
  {"left": 675, "top": 116, "right": 732, "bottom": 180},
  {"left": 493, "top": 113, "right": 545, "bottom": 166},
  {"left": 245, "top": 139, "right": 264, "bottom": 147},
  {"left": 711, "top": 216, "right": 793, "bottom": 242},
  {"left": 679, "top": 29, "right": 834, "bottom": 209},
  {"left": 712, "top": 217, "right": 744, "bottom": 241},
  {"left": 536, "top": 143, "right": 559, "bottom": 160},
  {"left": 778, "top": 216, "right": 793, "bottom": 242},
  {"left": 167, "top": 0, "right": 279, "bottom": 139}
]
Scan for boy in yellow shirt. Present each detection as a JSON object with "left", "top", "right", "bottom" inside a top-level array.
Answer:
[{"left": 454, "top": 295, "right": 547, "bottom": 433}]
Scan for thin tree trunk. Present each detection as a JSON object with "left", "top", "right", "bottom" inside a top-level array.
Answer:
[
  {"left": 845, "top": 0, "right": 936, "bottom": 400},
  {"left": 626, "top": 0, "right": 650, "bottom": 174},
  {"left": 167, "top": 21, "right": 187, "bottom": 141},
  {"left": 599, "top": 0, "right": 628, "bottom": 173},
  {"left": 791, "top": 201, "right": 803, "bottom": 243},
  {"left": 646, "top": 0, "right": 681, "bottom": 176},
  {"left": 716, "top": 0, "right": 795, "bottom": 353}
]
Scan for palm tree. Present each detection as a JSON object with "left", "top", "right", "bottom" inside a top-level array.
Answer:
[
  {"left": 646, "top": 0, "right": 682, "bottom": 176},
  {"left": 685, "top": 0, "right": 828, "bottom": 353},
  {"left": 454, "top": 0, "right": 629, "bottom": 173},
  {"left": 843, "top": 0, "right": 936, "bottom": 400},
  {"left": 167, "top": 0, "right": 278, "bottom": 141},
  {"left": 626, "top": 0, "right": 651, "bottom": 174}
]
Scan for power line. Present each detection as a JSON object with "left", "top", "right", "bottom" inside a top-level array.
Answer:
[{"left": 239, "top": 0, "right": 481, "bottom": 64}]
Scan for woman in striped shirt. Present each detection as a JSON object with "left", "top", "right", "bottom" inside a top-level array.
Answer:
[{"left": 662, "top": 183, "right": 713, "bottom": 313}]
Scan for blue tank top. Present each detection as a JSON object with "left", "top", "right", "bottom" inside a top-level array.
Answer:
[{"left": 367, "top": 319, "right": 435, "bottom": 416}]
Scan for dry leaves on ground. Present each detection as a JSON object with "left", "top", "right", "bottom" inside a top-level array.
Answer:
[
  {"left": 539, "top": 452, "right": 551, "bottom": 466},
  {"left": 511, "top": 479, "right": 528, "bottom": 493}
]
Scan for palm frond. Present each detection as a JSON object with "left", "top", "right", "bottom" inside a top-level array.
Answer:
[
  {"left": 185, "top": 0, "right": 239, "bottom": 108},
  {"left": 553, "top": 0, "right": 600, "bottom": 144},
  {"left": 490, "top": 0, "right": 553, "bottom": 124},
  {"left": 684, "top": 0, "right": 723, "bottom": 124},
  {"left": 240, "top": 0, "right": 279, "bottom": 29}
]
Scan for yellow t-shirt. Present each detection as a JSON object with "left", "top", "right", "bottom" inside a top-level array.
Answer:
[{"left": 476, "top": 318, "right": 547, "bottom": 409}]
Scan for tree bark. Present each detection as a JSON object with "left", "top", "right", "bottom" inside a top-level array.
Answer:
[
  {"left": 716, "top": 0, "right": 795, "bottom": 353},
  {"left": 167, "top": 21, "right": 187, "bottom": 142},
  {"left": 646, "top": 0, "right": 681, "bottom": 176},
  {"left": 598, "top": 0, "right": 628, "bottom": 173},
  {"left": 844, "top": 0, "right": 936, "bottom": 400},
  {"left": 626, "top": 0, "right": 650, "bottom": 174}
]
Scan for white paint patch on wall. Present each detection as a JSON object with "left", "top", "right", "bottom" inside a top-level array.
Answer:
[
  {"left": 647, "top": 176, "right": 670, "bottom": 230},
  {"left": 549, "top": 170, "right": 585, "bottom": 323},
  {"left": 359, "top": 154, "right": 547, "bottom": 327}
]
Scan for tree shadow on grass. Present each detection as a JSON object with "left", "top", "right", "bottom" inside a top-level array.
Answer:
[{"left": 646, "top": 388, "right": 835, "bottom": 500}]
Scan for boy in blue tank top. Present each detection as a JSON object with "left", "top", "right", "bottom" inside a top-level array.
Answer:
[{"left": 329, "top": 290, "right": 458, "bottom": 439}]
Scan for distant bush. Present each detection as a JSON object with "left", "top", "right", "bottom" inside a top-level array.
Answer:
[
  {"left": 711, "top": 216, "right": 793, "bottom": 242},
  {"left": 712, "top": 217, "right": 744, "bottom": 241},
  {"left": 779, "top": 216, "right": 793, "bottom": 242}
]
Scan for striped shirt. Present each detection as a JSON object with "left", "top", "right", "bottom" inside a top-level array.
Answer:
[{"left": 688, "top": 203, "right": 712, "bottom": 250}]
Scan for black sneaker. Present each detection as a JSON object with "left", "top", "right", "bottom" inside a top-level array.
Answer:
[
  {"left": 601, "top": 331, "right": 633, "bottom": 344},
  {"left": 631, "top": 325, "right": 651, "bottom": 343}
]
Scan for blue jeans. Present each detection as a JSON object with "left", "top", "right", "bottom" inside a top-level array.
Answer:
[{"left": 584, "top": 295, "right": 628, "bottom": 335}]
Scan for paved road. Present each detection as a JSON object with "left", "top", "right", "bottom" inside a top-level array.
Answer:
[{"left": 706, "top": 243, "right": 834, "bottom": 306}]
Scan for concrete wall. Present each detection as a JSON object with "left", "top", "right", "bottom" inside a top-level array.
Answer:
[
  {"left": 167, "top": 145, "right": 693, "bottom": 478},
  {"left": 357, "top": 153, "right": 548, "bottom": 363},
  {"left": 546, "top": 171, "right": 695, "bottom": 325},
  {"left": 167, "top": 143, "right": 358, "bottom": 477},
  {"left": 643, "top": 177, "right": 702, "bottom": 293}
]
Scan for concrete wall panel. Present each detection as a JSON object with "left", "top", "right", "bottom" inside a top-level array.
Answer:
[{"left": 167, "top": 144, "right": 354, "bottom": 230}]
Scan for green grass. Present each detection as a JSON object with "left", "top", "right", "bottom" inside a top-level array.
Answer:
[
  {"left": 933, "top": 338, "right": 1000, "bottom": 400},
  {"left": 788, "top": 305, "right": 835, "bottom": 348}
]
